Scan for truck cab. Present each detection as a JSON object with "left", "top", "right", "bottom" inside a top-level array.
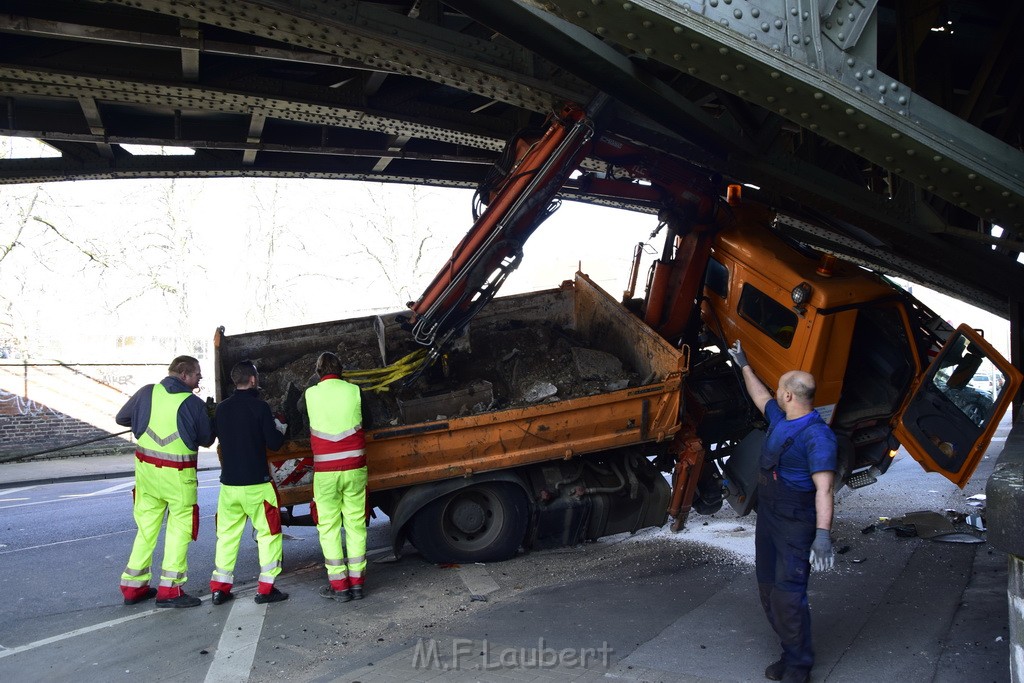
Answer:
[{"left": 694, "top": 200, "right": 1020, "bottom": 504}]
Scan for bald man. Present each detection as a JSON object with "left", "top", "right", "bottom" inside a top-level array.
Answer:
[{"left": 729, "top": 340, "right": 837, "bottom": 683}]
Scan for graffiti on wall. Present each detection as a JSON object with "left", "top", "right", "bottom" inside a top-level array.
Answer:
[{"left": 0, "top": 388, "right": 63, "bottom": 417}]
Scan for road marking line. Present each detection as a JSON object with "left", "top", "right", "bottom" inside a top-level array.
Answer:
[
  {"left": 0, "top": 498, "right": 29, "bottom": 502},
  {"left": 60, "top": 481, "right": 137, "bottom": 498},
  {"left": 0, "top": 498, "right": 84, "bottom": 510},
  {"left": 204, "top": 595, "right": 267, "bottom": 683},
  {"left": 0, "top": 485, "right": 39, "bottom": 495},
  {"left": 0, "top": 528, "right": 135, "bottom": 554},
  {"left": 0, "top": 608, "right": 160, "bottom": 659},
  {"left": 0, "top": 513, "right": 218, "bottom": 554},
  {"left": 458, "top": 564, "right": 499, "bottom": 598}
]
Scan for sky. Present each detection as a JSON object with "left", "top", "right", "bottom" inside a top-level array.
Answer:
[
  {"left": 0, "top": 136, "right": 656, "bottom": 360},
  {"left": 0, "top": 135, "right": 1010, "bottom": 364}
]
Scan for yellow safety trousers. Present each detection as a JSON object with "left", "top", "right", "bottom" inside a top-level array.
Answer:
[
  {"left": 120, "top": 459, "right": 197, "bottom": 591},
  {"left": 313, "top": 467, "right": 368, "bottom": 590},
  {"left": 211, "top": 482, "right": 283, "bottom": 592}
]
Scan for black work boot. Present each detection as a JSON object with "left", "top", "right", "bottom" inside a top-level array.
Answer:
[
  {"left": 765, "top": 658, "right": 785, "bottom": 681},
  {"left": 211, "top": 590, "right": 233, "bottom": 605},
  {"left": 318, "top": 585, "right": 352, "bottom": 602},
  {"left": 255, "top": 587, "right": 289, "bottom": 604},
  {"left": 156, "top": 591, "right": 202, "bottom": 608},
  {"left": 349, "top": 585, "right": 364, "bottom": 600},
  {"left": 781, "top": 666, "right": 810, "bottom": 683}
]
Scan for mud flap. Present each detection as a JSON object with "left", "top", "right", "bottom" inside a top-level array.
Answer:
[{"left": 723, "top": 429, "right": 765, "bottom": 516}]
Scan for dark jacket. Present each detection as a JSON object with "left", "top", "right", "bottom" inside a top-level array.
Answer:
[
  {"left": 215, "top": 387, "right": 285, "bottom": 486},
  {"left": 116, "top": 376, "right": 215, "bottom": 451}
]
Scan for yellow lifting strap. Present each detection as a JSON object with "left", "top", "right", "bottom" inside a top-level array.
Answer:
[{"left": 341, "top": 349, "right": 428, "bottom": 392}]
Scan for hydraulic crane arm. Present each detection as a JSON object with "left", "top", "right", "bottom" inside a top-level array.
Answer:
[
  {"left": 405, "top": 94, "right": 724, "bottom": 355},
  {"left": 405, "top": 99, "right": 601, "bottom": 349}
]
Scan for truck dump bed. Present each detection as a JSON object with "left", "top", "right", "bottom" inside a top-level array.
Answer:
[{"left": 214, "top": 274, "right": 686, "bottom": 507}]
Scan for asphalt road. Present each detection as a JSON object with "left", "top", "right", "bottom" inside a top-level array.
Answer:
[{"left": 0, "top": 422, "right": 1013, "bottom": 682}]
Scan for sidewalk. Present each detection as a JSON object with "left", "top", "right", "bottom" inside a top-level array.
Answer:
[{"left": 0, "top": 449, "right": 221, "bottom": 488}]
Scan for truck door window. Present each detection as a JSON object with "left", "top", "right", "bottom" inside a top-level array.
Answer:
[
  {"left": 738, "top": 284, "right": 798, "bottom": 348},
  {"left": 705, "top": 257, "right": 729, "bottom": 299},
  {"left": 932, "top": 337, "right": 998, "bottom": 428}
]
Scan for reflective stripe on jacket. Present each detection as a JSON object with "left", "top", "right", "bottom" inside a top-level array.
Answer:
[{"left": 305, "top": 376, "right": 366, "bottom": 471}]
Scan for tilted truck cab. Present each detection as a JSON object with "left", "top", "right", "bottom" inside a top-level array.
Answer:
[{"left": 692, "top": 201, "right": 1021, "bottom": 511}]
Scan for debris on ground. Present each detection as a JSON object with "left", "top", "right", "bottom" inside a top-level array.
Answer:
[{"left": 876, "top": 510, "right": 985, "bottom": 544}]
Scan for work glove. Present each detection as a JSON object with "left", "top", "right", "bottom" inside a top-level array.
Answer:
[
  {"left": 273, "top": 418, "right": 288, "bottom": 435},
  {"left": 728, "top": 339, "right": 749, "bottom": 369},
  {"left": 809, "top": 528, "right": 834, "bottom": 572}
]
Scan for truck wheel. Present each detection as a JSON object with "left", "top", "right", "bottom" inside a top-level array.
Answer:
[{"left": 408, "top": 482, "right": 529, "bottom": 563}]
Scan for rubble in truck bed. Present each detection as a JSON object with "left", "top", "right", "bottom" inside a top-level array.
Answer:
[{"left": 253, "top": 319, "right": 643, "bottom": 437}]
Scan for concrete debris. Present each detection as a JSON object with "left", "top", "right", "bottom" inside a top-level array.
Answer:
[
  {"left": 522, "top": 381, "right": 558, "bottom": 403},
  {"left": 255, "top": 318, "right": 641, "bottom": 436},
  {"left": 571, "top": 346, "right": 624, "bottom": 380}
]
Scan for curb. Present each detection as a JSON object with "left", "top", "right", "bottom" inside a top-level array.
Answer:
[{"left": 0, "top": 464, "right": 220, "bottom": 490}]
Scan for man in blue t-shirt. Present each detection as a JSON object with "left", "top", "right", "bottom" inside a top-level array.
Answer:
[{"left": 729, "top": 340, "right": 837, "bottom": 683}]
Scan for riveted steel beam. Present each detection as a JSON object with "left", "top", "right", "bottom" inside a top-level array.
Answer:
[
  {"left": 87, "top": 0, "right": 585, "bottom": 114},
  {"left": 445, "top": 0, "right": 751, "bottom": 159},
  {"left": 0, "top": 152, "right": 488, "bottom": 187},
  {"left": 539, "top": 0, "right": 1024, "bottom": 235},
  {"left": 0, "top": 66, "right": 507, "bottom": 152}
]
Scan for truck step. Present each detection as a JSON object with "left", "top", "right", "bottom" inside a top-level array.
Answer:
[{"left": 846, "top": 470, "right": 878, "bottom": 489}]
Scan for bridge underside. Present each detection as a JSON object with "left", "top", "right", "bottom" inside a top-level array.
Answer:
[{"left": 0, "top": 0, "right": 1021, "bottom": 317}]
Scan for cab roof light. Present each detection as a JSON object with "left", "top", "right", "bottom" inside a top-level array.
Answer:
[
  {"left": 726, "top": 184, "right": 742, "bottom": 206},
  {"left": 816, "top": 253, "right": 837, "bottom": 277}
]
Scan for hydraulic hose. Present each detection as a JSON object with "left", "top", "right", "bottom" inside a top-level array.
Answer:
[{"left": 342, "top": 349, "right": 428, "bottom": 392}]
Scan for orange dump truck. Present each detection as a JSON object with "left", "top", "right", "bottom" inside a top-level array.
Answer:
[
  {"left": 213, "top": 199, "right": 1021, "bottom": 564},
  {"left": 214, "top": 101, "right": 1021, "bottom": 563},
  {"left": 214, "top": 273, "right": 684, "bottom": 562}
]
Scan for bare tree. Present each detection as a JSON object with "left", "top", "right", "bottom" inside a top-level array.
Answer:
[
  {"left": 241, "top": 178, "right": 316, "bottom": 330},
  {"left": 0, "top": 138, "right": 113, "bottom": 356},
  {"left": 332, "top": 183, "right": 452, "bottom": 310}
]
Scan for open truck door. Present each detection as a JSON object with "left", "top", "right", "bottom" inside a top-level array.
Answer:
[{"left": 894, "top": 324, "right": 1022, "bottom": 487}]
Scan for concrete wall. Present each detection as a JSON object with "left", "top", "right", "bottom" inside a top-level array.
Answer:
[
  {"left": 987, "top": 414, "right": 1024, "bottom": 681},
  {"left": 0, "top": 363, "right": 142, "bottom": 458}
]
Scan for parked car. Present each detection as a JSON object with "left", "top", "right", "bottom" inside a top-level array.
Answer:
[{"left": 968, "top": 372, "right": 996, "bottom": 398}]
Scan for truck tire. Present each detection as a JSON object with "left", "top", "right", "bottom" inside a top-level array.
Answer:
[{"left": 407, "top": 482, "right": 529, "bottom": 563}]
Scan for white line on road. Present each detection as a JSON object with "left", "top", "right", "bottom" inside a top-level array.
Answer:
[
  {"left": 59, "top": 481, "right": 136, "bottom": 498},
  {"left": 0, "top": 485, "right": 39, "bottom": 495},
  {"left": 204, "top": 595, "right": 267, "bottom": 683},
  {"left": 0, "top": 528, "right": 134, "bottom": 555},
  {"left": 0, "top": 498, "right": 87, "bottom": 510},
  {"left": 0, "top": 498, "right": 29, "bottom": 502},
  {"left": 0, "top": 607, "right": 160, "bottom": 659},
  {"left": 0, "top": 514, "right": 218, "bottom": 554}
]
